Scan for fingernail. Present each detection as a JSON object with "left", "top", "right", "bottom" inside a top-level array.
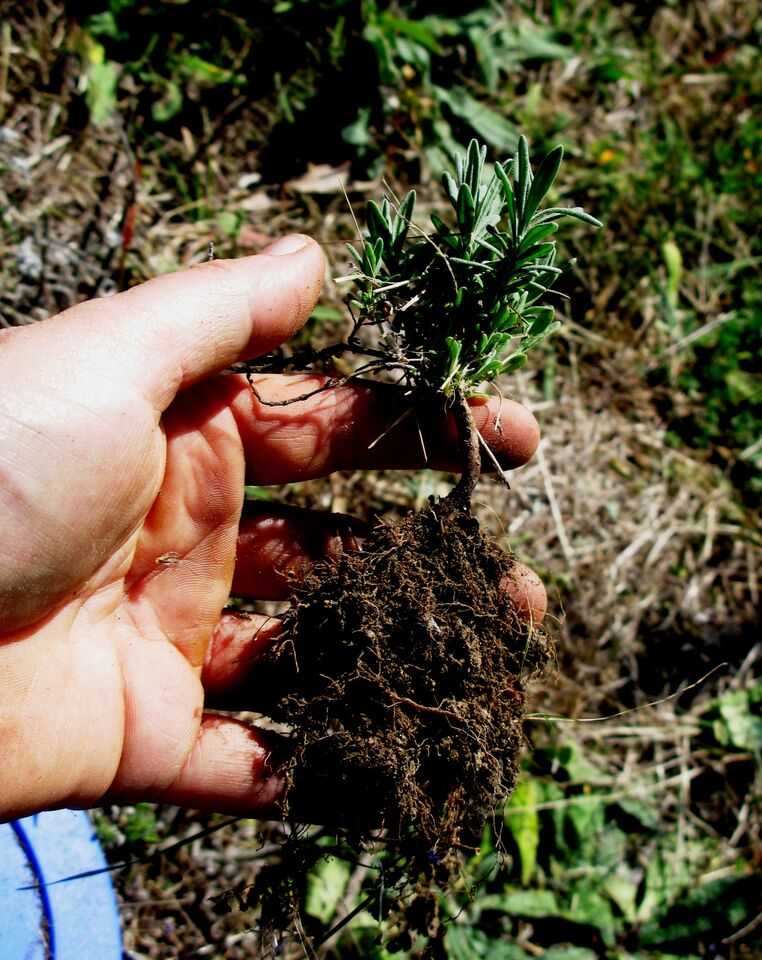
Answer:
[{"left": 263, "top": 234, "right": 310, "bottom": 256}]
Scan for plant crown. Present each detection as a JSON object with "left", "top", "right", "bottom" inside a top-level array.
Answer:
[{"left": 346, "top": 137, "right": 601, "bottom": 396}]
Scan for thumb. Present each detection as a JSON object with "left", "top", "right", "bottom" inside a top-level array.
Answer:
[{"left": 45, "top": 234, "right": 326, "bottom": 411}]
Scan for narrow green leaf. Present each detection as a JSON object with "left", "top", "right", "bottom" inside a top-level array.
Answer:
[
  {"left": 345, "top": 243, "right": 364, "bottom": 267},
  {"left": 527, "top": 307, "right": 556, "bottom": 336},
  {"left": 471, "top": 165, "right": 504, "bottom": 241},
  {"left": 501, "top": 352, "right": 528, "bottom": 373},
  {"left": 395, "top": 190, "right": 416, "bottom": 236},
  {"left": 474, "top": 235, "right": 504, "bottom": 258},
  {"left": 521, "top": 319, "right": 561, "bottom": 352},
  {"left": 494, "top": 160, "right": 516, "bottom": 235},
  {"left": 520, "top": 221, "right": 558, "bottom": 250},
  {"left": 361, "top": 245, "right": 375, "bottom": 275},
  {"left": 391, "top": 190, "right": 416, "bottom": 258},
  {"left": 522, "top": 144, "right": 563, "bottom": 227},
  {"left": 515, "top": 135, "right": 532, "bottom": 226},
  {"left": 430, "top": 211, "right": 452, "bottom": 235},
  {"left": 457, "top": 182, "right": 476, "bottom": 238},
  {"left": 466, "top": 138, "right": 485, "bottom": 196},
  {"left": 442, "top": 171, "right": 459, "bottom": 207},
  {"left": 472, "top": 358, "right": 504, "bottom": 382},
  {"left": 515, "top": 241, "right": 556, "bottom": 267},
  {"left": 531, "top": 206, "right": 603, "bottom": 227},
  {"left": 366, "top": 200, "right": 393, "bottom": 251}
]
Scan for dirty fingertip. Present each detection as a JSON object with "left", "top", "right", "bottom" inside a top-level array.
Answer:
[
  {"left": 472, "top": 397, "right": 541, "bottom": 468},
  {"left": 502, "top": 562, "right": 547, "bottom": 624}
]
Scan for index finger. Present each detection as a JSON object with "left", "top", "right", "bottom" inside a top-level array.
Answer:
[{"left": 221, "top": 374, "right": 539, "bottom": 484}]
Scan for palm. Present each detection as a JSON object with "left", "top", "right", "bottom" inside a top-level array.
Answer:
[{"left": 0, "top": 243, "right": 546, "bottom": 820}]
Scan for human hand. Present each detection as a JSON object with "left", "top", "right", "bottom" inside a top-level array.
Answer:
[{"left": 0, "top": 235, "right": 545, "bottom": 821}]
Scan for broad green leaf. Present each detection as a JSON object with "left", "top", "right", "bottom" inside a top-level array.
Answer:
[
  {"left": 434, "top": 85, "right": 520, "bottom": 154},
  {"left": 304, "top": 855, "right": 351, "bottom": 924},
  {"left": 566, "top": 888, "right": 617, "bottom": 946},
  {"left": 494, "top": 888, "right": 561, "bottom": 917},
  {"left": 86, "top": 58, "right": 119, "bottom": 125},
  {"left": 505, "top": 778, "right": 540, "bottom": 885},
  {"left": 711, "top": 684, "right": 762, "bottom": 751}
]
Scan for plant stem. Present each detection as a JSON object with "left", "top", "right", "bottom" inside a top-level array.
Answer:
[{"left": 444, "top": 388, "right": 480, "bottom": 514}]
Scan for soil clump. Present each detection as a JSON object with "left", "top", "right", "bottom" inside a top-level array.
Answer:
[{"left": 256, "top": 496, "right": 553, "bottom": 855}]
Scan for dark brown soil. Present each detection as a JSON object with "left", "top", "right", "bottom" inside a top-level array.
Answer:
[{"left": 255, "top": 498, "right": 553, "bottom": 854}]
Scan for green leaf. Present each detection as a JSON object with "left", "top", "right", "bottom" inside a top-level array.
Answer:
[
  {"left": 177, "top": 53, "right": 244, "bottom": 86},
  {"left": 471, "top": 165, "right": 505, "bottom": 242},
  {"left": 465, "top": 138, "right": 486, "bottom": 196},
  {"left": 304, "top": 856, "right": 351, "bottom": 924},
  {"left": 515, "top": 135, "right": 532, "bottom": 226},
  {"left": 515, "top": 241, "right": 555, "bottom": 267},
  {"left": 520, "top": 321, "right": 561, "bottom": 353},
  {"left": 346, "top": 242, "right": 364, "bottom": 267},
  {"left": 152, "top": 79, "right": 183, "bottom": 123},
  {"left": 342, "top": 106, "right": 373, "bottom": 149},
  {"left": 393, "top": 190, "right": 416, "bottom": 245},
  {"left": 505, "top": 778, "right": 540, "bottom": 885},
  {"left": 366, "top": 200, "right": 393, "bottom": 251},
  {"left": 494, "top": 160, "right": 516, "bottom": 234},
  {"left": 710, "top": 684, "right": 762, "bottom": 751},
  {"left": 501, "top": 352, "right": 528, "bottom": 374},
  {"left": 527, "top": 307, "right": 556, "bottom": 336},
  {"left": 519, "top": 220, "right": 558, "bottom": 250},
  {"left": 456, "top": 182, "right": 476, "bottom": 237},
  {"left": 522, "top": 144, "right": 563, "bottom": 228},
  {"left": 434, "top": 85, "right": 520, "bottom": 153},
  {"left": 531, "top": 206, "right": 603, "bottom": 227},
  {"left": 310, "top": 305, "right": 344, "bottom": 323},
  {"left": 441, "top": 170, "right": 459, "bottom": 207},
  {"left": 85, "top": 57, "right": 119, "bottom": 125}
]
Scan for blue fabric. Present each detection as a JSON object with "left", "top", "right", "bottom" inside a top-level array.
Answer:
[{"left": 0, "top": 810, "right": 121, "bottom": 959}]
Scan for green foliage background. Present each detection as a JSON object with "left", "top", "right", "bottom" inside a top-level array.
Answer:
[{"left": 72, "top": 0, "right": 761, "bottom": 500}]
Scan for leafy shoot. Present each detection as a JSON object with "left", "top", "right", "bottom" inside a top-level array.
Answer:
[{"left": 345, "top": 137, "right": 602, "bottom": 397}]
